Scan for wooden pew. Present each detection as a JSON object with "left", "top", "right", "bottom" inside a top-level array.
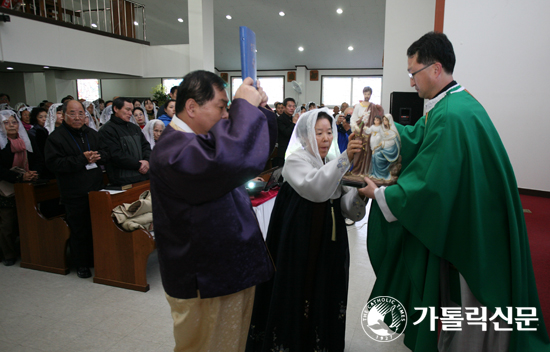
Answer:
[
  {"left": 88, "top": 181, "right": 155, "bottom": 292},
  {"left": 15, "top": 180, "right": 70, "bottom": 275}
]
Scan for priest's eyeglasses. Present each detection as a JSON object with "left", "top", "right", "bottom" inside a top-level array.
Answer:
[{"left": 408, "top": 63, "right": 434, "bottom": 79}]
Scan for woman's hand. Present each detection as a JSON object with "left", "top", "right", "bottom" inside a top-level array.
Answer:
[{"left": 346, "top": 133, "right": 362, "bottom": 160}]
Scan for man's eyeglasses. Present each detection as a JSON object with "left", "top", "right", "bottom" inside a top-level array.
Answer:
[
  {"left": 66, "top": 112, "right": 86, "bottom": 119},
  {"left": 408, "top": 63, "right": 434, "bottom": 79}
]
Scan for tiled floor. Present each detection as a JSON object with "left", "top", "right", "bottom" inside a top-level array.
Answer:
[{"left": 0, "top": 203, "right": 411, "bottom": 351}]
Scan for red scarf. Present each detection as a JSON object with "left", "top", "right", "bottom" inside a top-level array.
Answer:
[
  {"left": 22, "top": 121, "right": 32, "bottom": 131},
  {"left": 9, "top": 137, "right": 29, "bottom": 172}
]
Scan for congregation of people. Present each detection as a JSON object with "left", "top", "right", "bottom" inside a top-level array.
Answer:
[{"left": 0, "top": 92, "right": 167, "bottom": 278}]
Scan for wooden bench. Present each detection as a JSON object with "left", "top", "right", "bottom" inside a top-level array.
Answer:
[
  {"left": 15, "top": 180, "right": 70, "bottom": 275},
  {"left": 88, "top": 180, "right": 155, "bottom": 292}
]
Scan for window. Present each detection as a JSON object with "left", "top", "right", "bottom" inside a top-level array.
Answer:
[
  {"left": 231, "top": 76, "right": 284, "bottom": 106},
  {"left": 77, "top": 79, "right": 101, "bottom": 101},
  {"left": 162, "top": 78, "right": 184, "bottom": 94},
  {"left": 321, "top": 76, "right": 382, "bottom": 107}
]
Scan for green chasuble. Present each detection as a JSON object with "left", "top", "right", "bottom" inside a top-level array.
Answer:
[{"left": 367, "top": 85, "right": 550, "bottom": 351}]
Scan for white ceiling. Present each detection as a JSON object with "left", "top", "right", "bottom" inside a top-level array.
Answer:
[{"left": 139, "top": 0, "right": 386, "bottom": 71}]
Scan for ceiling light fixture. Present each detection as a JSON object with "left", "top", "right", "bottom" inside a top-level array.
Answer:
[
  {"left": 134, "top": 21, "right": 138, "bottom": 26},
  {"left": 348, "top": 46, "right": 354, "bottom": 51},
  {"left": 298, "top": 46, "right": 304, "bottom": 52},
  {"left": 337, "top": 8, "right": 343, "bottom": 14},
  {"left": 91, "top": 23, "right": 97, "bottom": 28},
  {"left": 178, "top": 18, "right": 184, "bottom": 22},
  {"left": 7, "top": 67, "right": 14, "bottom": 70},
  {"left": 43, "top": 66, "right": 50, "bottom": 69},
  {"left": 279, "top": 11, "right": 285, "bottom": 16},
  {"left": 226, "top": 15, "right": 232, "bottom": 20}
]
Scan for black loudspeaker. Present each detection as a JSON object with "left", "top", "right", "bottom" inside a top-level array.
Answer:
[{"left": 389, "top": 92, "right": 424, "bottom": 126}]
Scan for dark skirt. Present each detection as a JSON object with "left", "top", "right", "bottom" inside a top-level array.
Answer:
[{"left": 246, "top": 182, "right": 350, "bottom": 352}]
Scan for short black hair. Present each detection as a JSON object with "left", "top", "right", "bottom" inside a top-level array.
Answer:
[
  {"left": 132, "top": 99, "right": 141, "bottom": 105},
  {"left": 407, "top": 31, "right": 456, "bottom": 74},
  {"left": 170, "top": 86, "right": 178, "bottom": 95},
  {"left": 112, "top": 97, "right": 132, "bottom": 111},
  {"left": 132, "top": 107, "right": 144, "bottom": 115},
  {"left": 283, "top": 97, "right": 296, "bottom": 107},
  {"left": 105, "top": 100, "right": 113, "bottom": 106},
  {"left": 0, "top": 93, "right": 10, "bottom": 102},
  {"left": 300, "top": 106, "right": 306, "bottom": 112},
  {"left": 164, "top": 99, "right": 176, "bottom": 108},
  {"left": 29, "top": 107, "right": 47, "bottom": 125},
  {"left": 275, "top": 102, "right": 283, "bottom": 108},
  {"left": 308, "top": 102, "right": 316, "bottom": 109},
  {"left": 62, "top": 100, "right": 85, "bottom": 114},
  {"left": 363, "top": 86, "right": 372, "bottom": 94},
  {"left": 175, "top": 70, "right": 226, "bottom": 115},
  {"left": 61, "top": 95, "right": 74, "bottom": 104}
]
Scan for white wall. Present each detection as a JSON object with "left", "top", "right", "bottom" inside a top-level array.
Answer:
[
  {"left": 381, "top": 0, "right": 436, "bottom": 113},
  {"left": 444, "top": 0, "right": 550, "bottom": 191},
  {"left": 0, "top": 16, "right": 190, "bottom": 78},
  {"left": 101, "top": 78, "right": 162, "bottom": 100}
]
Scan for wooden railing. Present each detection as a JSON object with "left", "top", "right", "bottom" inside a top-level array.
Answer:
[{"left": 1, "top": 0, "right": 147, "bottom": 41}]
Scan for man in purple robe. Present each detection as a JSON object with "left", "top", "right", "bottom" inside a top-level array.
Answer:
[{"left": 150, "top": 70, "right": 277, "bottom": 352}]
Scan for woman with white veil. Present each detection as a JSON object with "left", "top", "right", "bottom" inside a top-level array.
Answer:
[
  {"left": 45, "top": 103, "right": 64, "bottom": 133},
  {"left": 82, "top": 101, "right": 100, "bottom": 130},
  {"left": 143, "top": 99, "right": 157, "bottom": 120},
  {"left": 142, "top": 119, "right": 164, "bottom": 149},
  {"left": 247, "top": 108, "right": 367, "bottom": 352},
  {"left": 18, "top": 106, "right": 34, "bottom": 131},
  {"left": 0, "top": 110, "right": 38, "bottom": 266}
]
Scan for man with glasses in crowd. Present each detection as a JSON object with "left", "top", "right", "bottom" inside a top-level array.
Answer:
[
  {"left": 359, "top": 31, "right": 550, "bottom": 351},
  {"left": 45, "top": 100, "right": 109, "bottom": 278}
]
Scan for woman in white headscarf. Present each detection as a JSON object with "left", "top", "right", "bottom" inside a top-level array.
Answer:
[
  {"left": 247, "top": 108, "right": 367, "bottom": 352},
  {"left": 82, "top": 101, "right": 100, "bottom": 130},
  {"left": 0, "top": 110, "right": 38, "bottom": 266},
  {"left": 45, "top": 103, "right": 64, "bottom": 133},
  {"left": 18, "top": 106, "right": 34, "bottom": 131},
  {"left": 142, "top": 119, "right": 164, "bottom": 149}
]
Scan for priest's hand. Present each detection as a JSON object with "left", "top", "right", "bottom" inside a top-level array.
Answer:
[
  {"left": 235, "top": 77, "right": 263, "bottom": 107},
  {"left": 358, "top": 176, "right": 377, "bottom": 199},
  {"left": 346, "top": 133, "right": 362, "bottom": 160}
]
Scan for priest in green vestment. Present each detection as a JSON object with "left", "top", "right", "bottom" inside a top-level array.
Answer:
[{"left": 359, "top": 32, "right": 550, "bottom": 351}]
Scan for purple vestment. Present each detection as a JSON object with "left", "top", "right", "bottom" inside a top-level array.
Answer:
[{"left": 150, "top": 99, "right": 277, "bottom": 299}]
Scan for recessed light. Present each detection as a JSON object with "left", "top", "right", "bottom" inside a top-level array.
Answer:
[
  {"left": 7, "top": 67, "right": 14, "bottom": 70},
  {"left": 298, "top": 46, "right": 304, "bottom": 52},
  {"left": 337, "top": 8, "right": 343, "bottom": 14},
  {"left": 91, "top": 23, "right": 97, "bottom": 28},
  {"left": 279, "top": 11, "right": 285, "bottom": 16},
  {"left": 226, "top": 15, "right": 232, "bottom": 20},
  {"left": 43, "top": 66, "right": 50, "bottom": 69},
  {"left": 178, "top": 18, "right": 184, "bottom": 22},
  {"left": 348, "top": 46, "right": 354, "bottom": 51},
  {"left": 134, "top": 21, "right": 138, "bottom": 26}
]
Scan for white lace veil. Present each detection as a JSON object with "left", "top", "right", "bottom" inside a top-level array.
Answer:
[
  {"left": 0, "top": 110, "right": 33, "bottom": 152},
  {"left": 17, "top": 106, "right": 34, "bottom": 122},
  {"left": 142, "top": 119, "right": 164, "bottom": 149},
  {"left": 99, "top": 105, "right": 112, "bottom": 125},
  {"left": 14, "top": 102, "right": 27, "bottom": 112},
  {"left": 46, "top": 103, "right": 63, "bottom": 133},
  {"left": 82, "top": 101, "right": 99, "bottom": 131},
  {"left": 285, "top": 107, "right": 340, "bottom": 167}
]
